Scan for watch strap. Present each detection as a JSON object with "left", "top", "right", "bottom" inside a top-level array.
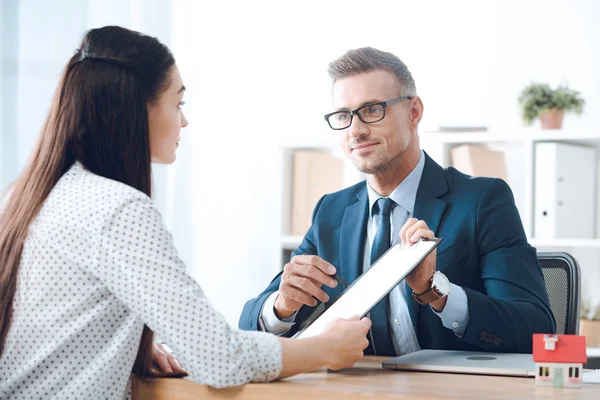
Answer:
[{"left": 412, "top": 286, "right": 444, "bottom": 305}]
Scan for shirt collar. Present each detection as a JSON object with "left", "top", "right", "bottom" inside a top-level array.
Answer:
[{"left": 367, "top": 150, "right": 425, "bottom": 217}]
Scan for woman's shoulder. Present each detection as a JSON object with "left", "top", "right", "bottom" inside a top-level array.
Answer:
[{"left": 51, "top": 162, "right": 156, "bottom": 219}]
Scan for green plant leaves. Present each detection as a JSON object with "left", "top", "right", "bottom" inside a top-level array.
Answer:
[{"left": 518, "top": 83, "right": 585, "bottom": 126}]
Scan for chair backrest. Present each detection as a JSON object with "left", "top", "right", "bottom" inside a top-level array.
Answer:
[{"left": 537, "top": 252, "right": 581, "bottom": 335}]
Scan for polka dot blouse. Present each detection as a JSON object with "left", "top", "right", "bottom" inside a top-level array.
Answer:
[{"left": 0, "top": 162, "right": 282, "bottom": 399}]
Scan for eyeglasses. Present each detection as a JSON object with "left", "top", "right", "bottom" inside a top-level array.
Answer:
[{"left": 324, "top": 95, "right": 413, "bottom": 130}]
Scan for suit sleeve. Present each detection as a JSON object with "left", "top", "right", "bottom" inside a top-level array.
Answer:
[
  {"left": 460, "top": 179, "right": 556, "bottom": 352},
  {"left": 238, "top": 195, "right": 327, "bottom": 331}
]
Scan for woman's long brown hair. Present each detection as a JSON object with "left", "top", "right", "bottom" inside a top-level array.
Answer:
[{"left": 0, "top": 26, "right": 174, "bottom": 376}]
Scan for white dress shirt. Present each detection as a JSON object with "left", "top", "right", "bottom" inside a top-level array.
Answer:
[
  {"left": 261, "top": 151, "right": 469, "bottom": 355},
  {"left": 0, "top": 163, "right": 282, "bottom": 400}
]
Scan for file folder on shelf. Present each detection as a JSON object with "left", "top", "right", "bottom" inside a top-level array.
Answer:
[{"left": 534, "top": 142, "right": 596, "bottom": 239}]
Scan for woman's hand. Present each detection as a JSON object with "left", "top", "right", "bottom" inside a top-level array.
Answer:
[
  {"left": 277, "top": 315, "right": 371, "bottom": 379},
  {"left": 320, "top": 315, "right": 372, "bottom": 370},
  {"left": 149, "top": 343, "right": 187, "bottom": 376}
]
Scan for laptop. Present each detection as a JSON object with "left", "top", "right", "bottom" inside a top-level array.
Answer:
[{"left": 382, "top": 349, "right": 536, "bottom": 378}]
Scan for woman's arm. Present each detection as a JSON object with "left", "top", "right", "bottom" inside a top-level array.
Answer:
[{"left": 94, "top": 194, "right": 369, "bottom": 388}]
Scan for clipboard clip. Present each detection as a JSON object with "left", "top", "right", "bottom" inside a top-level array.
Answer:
[{"left": 398, "top": 236, "right": 436, "bottom": 250}]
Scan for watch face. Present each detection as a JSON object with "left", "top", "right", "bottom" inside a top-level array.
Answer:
[{"left": 433, "top": 271, "right": 451, "bottom": 295}]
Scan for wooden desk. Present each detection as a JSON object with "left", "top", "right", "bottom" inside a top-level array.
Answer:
[{"left": 132, "top": 357, "right": 599, "bottom": 399}]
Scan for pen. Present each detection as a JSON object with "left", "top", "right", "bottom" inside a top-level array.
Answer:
[{"left": 332, "top": 273, "right": 349, "bottom": 287}]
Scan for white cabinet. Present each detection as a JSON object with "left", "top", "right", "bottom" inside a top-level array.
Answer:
[{"left": 534, "top": 142, "right": 596, "bottom": 239}]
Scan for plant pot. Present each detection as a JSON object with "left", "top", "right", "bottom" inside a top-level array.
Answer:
[
  {"left": 580, "top": 319, "right": 600, "bottom": 347},
  {"left": 538, "top": 108, "right": 564, "bottom": 130}
]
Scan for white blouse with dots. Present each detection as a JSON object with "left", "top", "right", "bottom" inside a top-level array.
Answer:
[{"left": 0, "top": 163, "right": 282, "bottom": 399}]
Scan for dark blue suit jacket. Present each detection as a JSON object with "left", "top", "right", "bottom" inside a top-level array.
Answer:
[{"left": 239, "top": 153, "right": 556, "bottom": 353}]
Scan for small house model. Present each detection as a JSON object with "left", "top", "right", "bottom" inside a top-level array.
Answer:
[{"left": 533, "top": 333, "right": 587, "bottom": 388}]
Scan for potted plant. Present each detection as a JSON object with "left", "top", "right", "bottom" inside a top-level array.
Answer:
[
  {"left": 518, "top": 83, "right": 585, "bottom": 129},
  {"left": 580, "top": 299, "right": 600, "bottom": 347}
]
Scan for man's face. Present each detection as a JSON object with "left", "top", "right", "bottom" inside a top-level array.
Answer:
[{"left": 331, "top": 70, "right": 416, "bottom": 174}]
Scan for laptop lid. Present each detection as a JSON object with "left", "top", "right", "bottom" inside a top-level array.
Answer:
[{"left": 382, "top": 349, "right": 536, "bottom": 378}]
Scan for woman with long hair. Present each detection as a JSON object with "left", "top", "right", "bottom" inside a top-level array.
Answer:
[{"left": 0, "top": 26, "right": 370, "bottom": 399}]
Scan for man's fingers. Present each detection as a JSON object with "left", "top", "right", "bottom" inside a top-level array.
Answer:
[
  {"left": 403, "top": 220, "right": 430, "bottom": 244},
  {"left": 295, "top": 264, "right": 337, "bottom": 287},
  {"left": 409, "top": 228, "right": 435, "bottom": 243},
  {"left": 291, "top": 255, "right": 336, "bottom": 275},
  {"left": 281, "top": 285, "right": 318, "bottom": 307},
  {"left": 399, "top": 218, "right": 418, "bottom": 243},
  {"left": 287, "top": 276, "right": 329, "bottom": 303},
  {"left": 404, "top": 220, "right": 427, "bottom": 238}
]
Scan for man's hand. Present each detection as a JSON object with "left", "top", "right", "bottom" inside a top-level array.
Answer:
[
  {"left": 399, "top": 218, "right": 447, "bottom": 312},
  {"left": 274, "top": 255, "right": 339, "bottom": 319}
]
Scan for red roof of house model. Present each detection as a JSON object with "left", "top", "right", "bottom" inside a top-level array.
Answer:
[{"left": 533, "top": 334, "right": 587, "bottom": 364}]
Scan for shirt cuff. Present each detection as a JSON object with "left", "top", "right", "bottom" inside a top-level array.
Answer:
[
  {"left": 431, "top": 283, "right": 470, "bottom": 338},
  {"left": 259, "top": 291, "right": 298, "bottom": 336}
]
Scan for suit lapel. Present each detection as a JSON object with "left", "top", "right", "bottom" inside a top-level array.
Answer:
[
  {"left": 406, "top": 152, "right": 450, "bottom": 330},
  {"left": 340, "top": 187, "right": 369, "bottom": 284},
  {"left": 413, "top": 153, "right": 449, "bottom": 234}
]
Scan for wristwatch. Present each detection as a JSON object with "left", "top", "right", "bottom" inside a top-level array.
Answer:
[{"left": 412, "top": 271, "right": 451, "bottom": 305}]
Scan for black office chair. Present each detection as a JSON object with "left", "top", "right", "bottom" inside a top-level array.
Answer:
[{"left": 537, "top": 252, "right": 581, "bottom": 335}]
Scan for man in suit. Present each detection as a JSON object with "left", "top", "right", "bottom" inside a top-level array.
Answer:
[{"left": 239, "top": 47, "right": 555, "bottom": 356}]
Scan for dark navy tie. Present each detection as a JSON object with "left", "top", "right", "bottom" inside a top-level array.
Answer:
[{"left": 367, "top": 197, "right": 396, "bottom": 356}]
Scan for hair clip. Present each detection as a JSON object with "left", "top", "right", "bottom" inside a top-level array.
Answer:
[
  {"left": 70, "top": 51, "right": 134, "bottom": 71},
  {"left": 70, "top": 49, "right": 87, "bottom": 66}
]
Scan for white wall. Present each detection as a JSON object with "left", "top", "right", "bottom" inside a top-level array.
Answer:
[
  {"left": 0, "top": 0, "right": 19, "bottom": 192},
  {"left": 14, "top": 0, "right": 88, "bottom": 172},
  {"left": 170, "top": 0, "right": 600, "bottom": 325},
  {"left": 0, "top": 3, "right": 5, "bottom": 186}
]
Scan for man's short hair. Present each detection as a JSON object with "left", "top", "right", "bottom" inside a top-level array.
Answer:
[{"left": 328, "top": 47, "right": 417, "bottom": 96}]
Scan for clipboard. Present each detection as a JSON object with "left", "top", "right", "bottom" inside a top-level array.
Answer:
[{"left": 293, "top": 237, "right": 443, "bottom": 339}]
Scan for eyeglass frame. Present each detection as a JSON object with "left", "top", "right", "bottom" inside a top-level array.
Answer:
[{"left": 323, "top": 95, "right": 414, "bottom": 130}]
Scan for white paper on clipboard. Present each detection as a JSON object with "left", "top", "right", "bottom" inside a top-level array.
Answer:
[{"left": 293, "top": 237, "right": 442, "bottom": 339}]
